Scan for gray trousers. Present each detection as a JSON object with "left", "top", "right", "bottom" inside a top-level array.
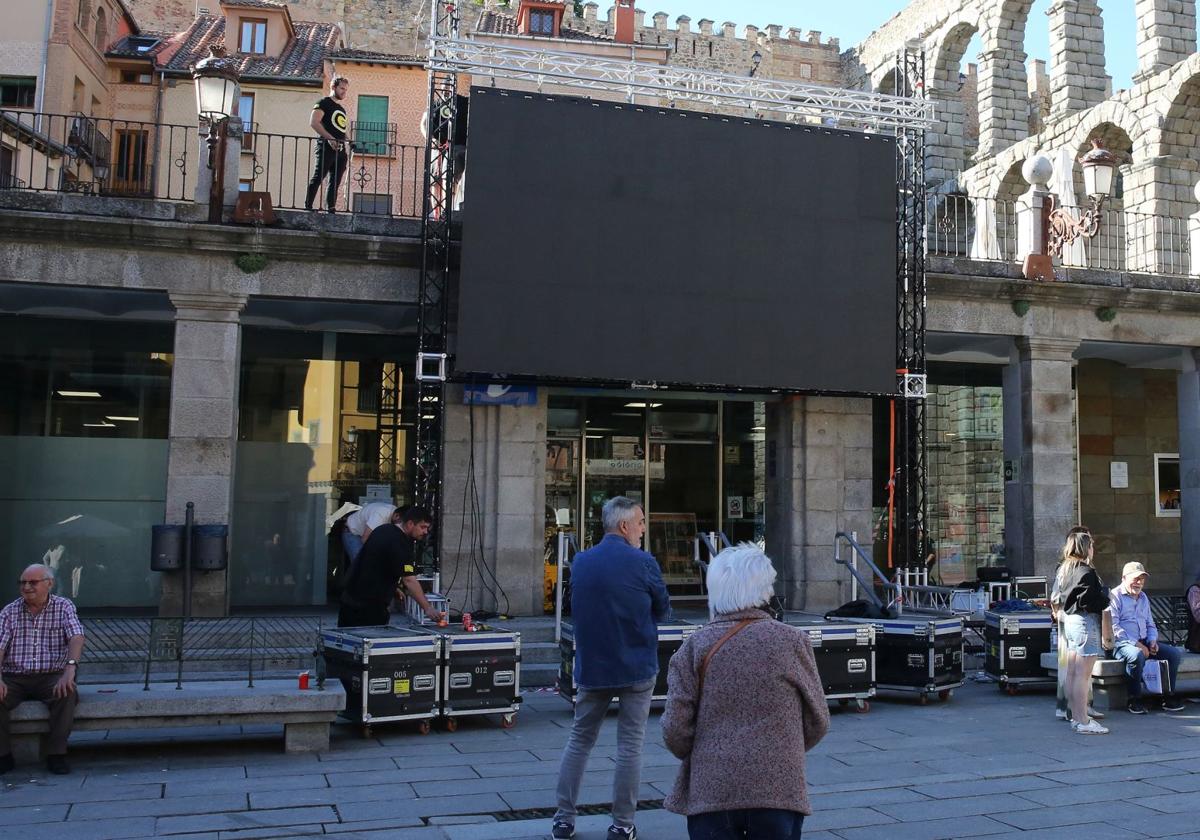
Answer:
[
  {"left": 554, "top": 677, "right": 655, "bottom": 829},
  {"left": 1, "top": 671, "right": 78, "bottom": 755}
]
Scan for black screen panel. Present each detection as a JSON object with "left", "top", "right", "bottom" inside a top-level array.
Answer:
[{"left": 456, "top": 88, "right": 897, "bottom": 394}]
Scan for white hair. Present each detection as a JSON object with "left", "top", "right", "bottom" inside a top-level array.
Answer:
[
  {"left": 25, "top": 563, "right": 54, "bottom": 582},
  {"left": 706, "top": 543, "right": 777, "bottom": 617},
  {"left": 602, "top": 496, "right": 641, "bottom": 533}
]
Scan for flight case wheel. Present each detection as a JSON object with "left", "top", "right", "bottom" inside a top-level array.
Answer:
[
  {"left": 416, "top": 719, "right": 431, "bottom": 736},
  {"left": 939, "top": 689, "right": 953, "bottom": 702},
  {"left": 501, "top": 712, "right": 517, "bottom": 729},
  {"left": 443, "top": 716, "right": 459, "bottom": 733},
  {"left": 855, "top": 699, "right": 870, "bottom": 713}
]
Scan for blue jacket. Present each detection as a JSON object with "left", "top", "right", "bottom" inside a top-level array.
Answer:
[{"left": 571, "top": 533, "right": 672, "bottom": 690}]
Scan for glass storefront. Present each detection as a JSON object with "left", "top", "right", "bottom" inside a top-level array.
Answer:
[
  {"left": 233, "top": 328, "right": 417, "bottom": 607},
  {"left": 546, "top": 394, "right": 766, "bottom": 599},
  {"left": 925, "top": 367, "right": 1005, "bottom": 584},
  {"left": 0, "top": 315, "right": 173, "bottom": 608}
]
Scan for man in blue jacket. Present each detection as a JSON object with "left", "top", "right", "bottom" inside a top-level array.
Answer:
[{"left": 552, "top": 496, "right": 671, "bottom": 840}]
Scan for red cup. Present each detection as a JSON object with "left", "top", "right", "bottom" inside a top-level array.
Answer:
[{"left": 298, "top": 671, "right": 310, "bottom": 690}]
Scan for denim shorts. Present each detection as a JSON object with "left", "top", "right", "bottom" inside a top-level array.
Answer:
[{"left": 1061, "top": 612, "right": 1102, "bottom": 656}]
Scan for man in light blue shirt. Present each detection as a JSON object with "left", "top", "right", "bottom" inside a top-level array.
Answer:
[{"left": 1109, "top": 561, "right": 1184, "bottom": 714}]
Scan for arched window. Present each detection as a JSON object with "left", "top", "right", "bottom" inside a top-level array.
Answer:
[
  {"left": 76, "top": 0, "right": 91, "bottom": 30},
  {"left": 94, "top": 7, "right": 108, "bottom": 49}
]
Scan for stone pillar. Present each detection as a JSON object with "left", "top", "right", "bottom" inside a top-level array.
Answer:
[
  {"left": 1134, "top": 0, "right": 1197, "bottom": 83},
  {"left": 441, "top": 388, "right": 546, "bottom": 616},
  {"left": 765, "top": 396, "right": 874, "bottom": 614},
  {"left": 1178, "top": 349, "right": 1200, "bottom": 591},
  {"left": 977, "top": 42, "right": 1029, "bottom": 156},
  {"left": 1047, "top": 0, "right": 1107, "bottom": 118},
  {"left": 1016, "top": 155, "right": 1053, "bottom": 278},
  {"left": 161, "top": 291, "right": 246, "bottom": 617},
  {"left": 1014, "top": 337, "right": 1080, "bottom": 579},
  {"left": 1122, "top": 158, "right": 1193, "bottom": 274},
  {"left": 1002, "top": 349, "right": 1025, "bottom": 576}
]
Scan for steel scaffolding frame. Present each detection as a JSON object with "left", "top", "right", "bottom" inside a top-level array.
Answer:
[
  {"left": 427, "top": 36, "right": 936, "bottom": 132},
  {"left": 417, "top": 8, "right": 928, "bottom": 575}
]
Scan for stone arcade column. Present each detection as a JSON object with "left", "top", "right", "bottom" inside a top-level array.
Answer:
[
  {"left": 160, "top": 292, "right": 246, "bottom": 617},
  {"left": 1011, "top": 337, "right": 1080, "bottom": 579},
  {"left": 1047, "top": 0, "right": 1108, "bottom": 118},
  {"left": 1178, "top": 349, "right": 1200, "bottom": 591},
  {"left": 1134, "top": 0, "right": 1197, "bottom": 83},
  {"left": 976, "top": 44, "right": 1029, "bottom": 157},
  {"left": 765, "top": 396, "right": 874, "bottom": 613},
  {"left": 440, "top": 388, "right": 546, "bottom": 616}
]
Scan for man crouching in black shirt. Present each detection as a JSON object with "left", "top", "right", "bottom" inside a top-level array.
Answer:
[
  {"left": 305, "top": 76, "right": 350, "bottom": 212},
  {"left": 337, "top": 506, "right": 443, "bottom": 627}
]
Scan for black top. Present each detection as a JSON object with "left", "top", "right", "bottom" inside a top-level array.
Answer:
[
  {"left": 1059, "top": 563, "right": 1109, "bottom": 615},
  {"left": 314, "top": 96, "right": 348, "bottom": 141},
  {"left": 341, "top": 524, "right": 416, "bottom": 610}
]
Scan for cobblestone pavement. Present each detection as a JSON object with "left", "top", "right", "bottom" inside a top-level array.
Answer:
[{"left": 2, "top": 680, "right": 1199, "bottom": 839}]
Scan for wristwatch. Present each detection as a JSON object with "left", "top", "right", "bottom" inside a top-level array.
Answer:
[{"left": 65, "top": 659, "right": 78, "bottom": 666}]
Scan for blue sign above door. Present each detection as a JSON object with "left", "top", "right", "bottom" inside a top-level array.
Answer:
[{"left": 463, "top": 384, "right": 538, "bottom": 406}]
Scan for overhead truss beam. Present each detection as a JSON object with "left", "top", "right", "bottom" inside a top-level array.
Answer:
[{"left": 427, "top": 37, "right": 936, "bottom": 132}]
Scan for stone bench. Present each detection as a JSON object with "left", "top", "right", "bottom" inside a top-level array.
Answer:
[
  {"left": 1039, "top": 650, "right": 1200, "bottom": 710},
  {"left": 9, "top": 679, "right": 345, "bottom": 764}
]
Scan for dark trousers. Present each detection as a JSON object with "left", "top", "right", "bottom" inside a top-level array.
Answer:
[
  {"left": 305, "top": 141, "right": 348, "bottom": 210},
  {"left": 687, "top": 809, "right": 805, "bottom": 840},
  {"left": 0, "top": 671, "right": 78, "bottom": 756},
  {"left": 337, "top": 603, "right": 389, "bottom": 628}
]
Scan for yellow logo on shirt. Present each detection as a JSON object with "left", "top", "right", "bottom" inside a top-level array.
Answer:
[{"left": 333, "top": 111, "right": 348, "bottom": 131}]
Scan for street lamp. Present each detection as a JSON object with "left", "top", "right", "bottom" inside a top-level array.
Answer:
[
  {"left": 1021, "top": 139, "right": 1119, "bottom": 280},
  {"left": 1045, "top": 139, "right": 1119, "bottom": 258},
  {"left": 749, "top": 50, "right": 762, "bottom": 77},
  {"left": 192, "top": 45, "right": 240, "bottom": 223}
]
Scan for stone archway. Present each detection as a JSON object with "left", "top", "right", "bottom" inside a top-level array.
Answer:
[
  {"left": 976, "top": 0, "right": 1034, "bottom": 156},
  {"left": 927, "top": 20, "right": 980, "bottom": 186}
]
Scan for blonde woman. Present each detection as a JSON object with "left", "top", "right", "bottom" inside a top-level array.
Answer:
[{"left": 1056, "top": 530, "right": 1111, "bottom": 735}]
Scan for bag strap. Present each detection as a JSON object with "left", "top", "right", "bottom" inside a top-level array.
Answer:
[{"left": 696, "top": 618, "right": 758, "bottom": 700}]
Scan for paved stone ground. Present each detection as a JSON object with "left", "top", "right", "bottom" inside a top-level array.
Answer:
[{"left": 2, "top": 680, "right": 1199, "bottom": 839}]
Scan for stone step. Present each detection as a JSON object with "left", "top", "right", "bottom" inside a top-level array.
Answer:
[{"left": 522, "top": 662, "right": 560, "bottom": 688}]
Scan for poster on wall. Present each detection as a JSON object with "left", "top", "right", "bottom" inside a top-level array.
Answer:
[
  {"left": 726, "top": 495, "right": 744, "bottom": 519},
  {"left": 937, "top": 544, "right": 966, "bottom": 585}
]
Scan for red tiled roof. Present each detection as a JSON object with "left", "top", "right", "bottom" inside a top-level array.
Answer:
[
  {"left": 331, "top": 48, "right": 424, "bottom": 66},
  {"left": 475, "top": 9, "right": 613, "bottom": 42},
  {"left": 160, "top": 15, "right": 340, "bottom": 83}
]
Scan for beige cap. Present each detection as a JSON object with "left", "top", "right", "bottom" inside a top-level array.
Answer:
[{"left": 1121, "top": 561, "right": 1149, "bottom": 579}]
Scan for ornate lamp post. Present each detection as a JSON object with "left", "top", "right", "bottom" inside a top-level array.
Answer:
[
  {"left": 192, "top": 46, "right": 240, "bottom": 224},
  {"left": 749, "top": 50, "right": 762, "bottom": 77},
  {"left": 1021, "top": 139, "right": 1119, "bottom": 280}
]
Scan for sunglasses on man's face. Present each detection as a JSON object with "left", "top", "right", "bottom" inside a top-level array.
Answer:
[{"left": 19, "top": 578, "right": 48, "bottom": 587}]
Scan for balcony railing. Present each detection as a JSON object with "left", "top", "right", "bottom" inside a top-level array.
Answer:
[
  {"left": 0, "top": 109, "right": 194, "bottom": 200},
  {"left": 0, "top": 172, "right": 26, "bottom": 189},
  {"left": 241, "top": 131, "right": 423, "bottom": 217},
  {"left": 925, "top": 194, "right": 1198, "bottom": 278}
]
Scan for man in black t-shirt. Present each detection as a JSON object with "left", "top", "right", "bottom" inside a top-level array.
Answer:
[
  {"left": 305, "top": 76, "right": 350, "bottom": 212},
  {"left": 337, "top": 506, "right": 443, "bottom": 627}
]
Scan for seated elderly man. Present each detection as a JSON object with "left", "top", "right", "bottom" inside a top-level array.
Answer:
[
  {"left": 0, "top": 563, "right": 86, "bottom": 774},
  {"left": 1110, "top": 561, "right": 1184, "bottom": 715}
]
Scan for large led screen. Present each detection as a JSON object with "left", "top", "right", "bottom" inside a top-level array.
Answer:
[{"left": 455, "top": 87, "right": 897, "bottom": 394}]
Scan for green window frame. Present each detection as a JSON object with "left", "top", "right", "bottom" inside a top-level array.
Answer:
[{"left": 354, "top": 95, "right": 390, "bottom": 156}]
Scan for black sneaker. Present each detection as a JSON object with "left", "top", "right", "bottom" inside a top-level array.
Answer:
[
  {"left": 1127, "top": 700, "right": 1148, "bottom": 715},
  {"left": 46, "top": 754, "right": 70, "bottom": 775},
  {"left": 1162, "top": 696, "right": 1185, "bottom": 712},
  {"left": 0, "top": 753, "right": 13, "bottom": 774},
  {"left": 551, "top": 820, "right": 575, "bottom": 839},
  {"left": 607, "top": 826, "right": 637, "bottom": 840}
]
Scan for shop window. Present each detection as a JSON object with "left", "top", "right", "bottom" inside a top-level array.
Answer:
[
  {"left": 0, "top": 76, "right": 36, "bottom": 109},
  {"left": 239, "top": 18, "right": 267, "bottom": 54},
  {"left": 234, "top": 327, "right": 418, "bottom": 607},
  {"left": 1155, "top": 453, "right": 1181, "bottom": 517},
  {"left": 0, "top": 313, "right": 173, "bottom": 609}
]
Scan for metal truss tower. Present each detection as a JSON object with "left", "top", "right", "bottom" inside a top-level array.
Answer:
[
  {"left": 414, "top": 0, "right": 461, "bottom": 571},
  {"left": 893, "top": 43, "right": 929, "bottom": 571}
]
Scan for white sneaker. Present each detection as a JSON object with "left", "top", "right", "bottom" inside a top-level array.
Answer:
[
  {"left": 1055, "top": 708, "right": 1069, "bottom": 720},
  {"left": 1087, "top": 706, "right": 1105, "bottom": 720},
  {"left": 1075, "top": 719, "right": 1109, "bottom": 735}
]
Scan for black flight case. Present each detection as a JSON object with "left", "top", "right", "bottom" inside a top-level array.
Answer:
[
  {"left": 557, "top": 620, "right": 698, "bottom": 704},
  {"left": 319, "top": 625, "right": 440, "bottom": 735},
  {"left": 427, "top": 624, "right": 522, "bottom": 730},
  {"left": 984, "top": 609, "right": 1056, "bottom": 694},
  {"left": 783, "top": 616, "right": 876, "bottom": 712},
  {"left": 841, "top": 614, "right": 965, "bottom": 704}
]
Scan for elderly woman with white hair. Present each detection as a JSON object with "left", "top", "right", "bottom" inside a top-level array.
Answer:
[{"left": 661, "top": 544, "right": 829, "bottom": 840}]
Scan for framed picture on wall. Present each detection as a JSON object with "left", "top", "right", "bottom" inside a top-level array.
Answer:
[{"left": 1154, "top": 453, "right": 1181, "bottom": 518}]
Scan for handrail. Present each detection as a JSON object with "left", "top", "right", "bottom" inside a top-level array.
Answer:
[{"left": 833, "top": 531, "right": 891, "bottom": 610}]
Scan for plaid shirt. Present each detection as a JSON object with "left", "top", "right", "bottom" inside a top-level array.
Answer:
[{"left": 0, "top": 595, "right": 85, "bottom": 675}]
